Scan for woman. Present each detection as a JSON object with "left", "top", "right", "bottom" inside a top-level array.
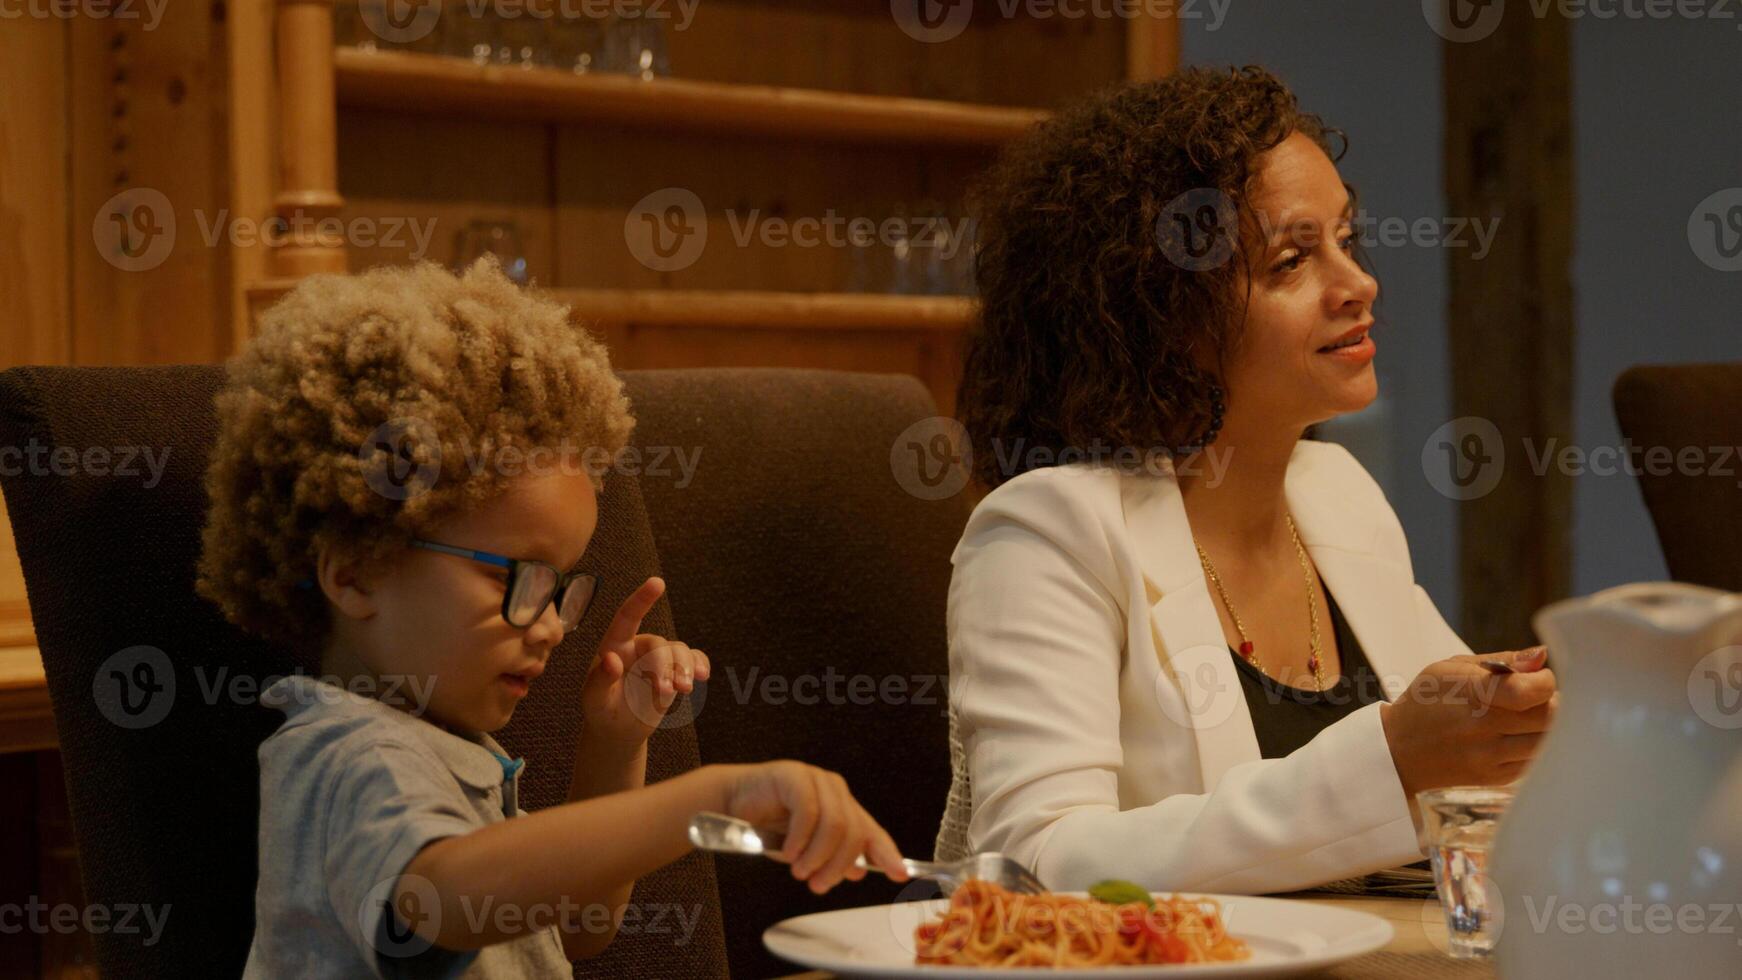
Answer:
[{"left": 934, "top": 66, "right": 1558, "bottom": 893}]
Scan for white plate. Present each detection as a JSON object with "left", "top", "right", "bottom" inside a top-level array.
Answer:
[{"left": 763, "top": 892, "right": 1394, "bottom": 978}]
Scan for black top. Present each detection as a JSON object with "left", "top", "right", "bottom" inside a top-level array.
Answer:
[{"left": 1230, "top": 585, "right": 1389, "bottom": 759}]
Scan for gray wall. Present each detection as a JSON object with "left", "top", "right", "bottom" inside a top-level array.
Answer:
[{"left": 1569, "top": 15, "right": 1742, "bottom": 593}]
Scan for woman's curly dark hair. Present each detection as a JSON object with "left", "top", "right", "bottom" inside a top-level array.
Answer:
[{"left": 958, "top": 65, "right": 1351, "bottom": 488}]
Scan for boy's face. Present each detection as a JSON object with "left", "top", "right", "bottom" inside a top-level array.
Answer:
[{"left": 348, "top": 470, "right": 600, "bottom": 732}]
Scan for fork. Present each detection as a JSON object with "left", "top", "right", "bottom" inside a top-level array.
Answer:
[{"left": 687, "top": 811, "right": 1047, "bottom": 895}]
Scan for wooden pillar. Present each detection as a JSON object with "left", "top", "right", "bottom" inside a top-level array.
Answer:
[
  {"left": 1125, "top": 13, "right": 1181, "bottom": 81},
  {"left": 273, "top": 0, "right": 348, "bottom": 278},
  {"left": 1443, "top": 5, "right": 1575, "bottom": 650}
]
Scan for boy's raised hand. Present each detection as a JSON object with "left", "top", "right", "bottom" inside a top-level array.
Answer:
[
  {"left": 581, "top": 577, "right": 711, "bottom": 745},
  {"left": 723, "top": 761, "right": 910, "bottom": 894}
]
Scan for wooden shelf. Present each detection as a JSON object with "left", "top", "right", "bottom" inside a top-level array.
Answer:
[
  {"left": 553, "top": 289, "right": 975, "bottom": 331},
  {"left": 333, "top": 48, "right": 1047, "bottom": 148},
  {"left": 248, "top": 280, "right": 976, "bottom": 332}
]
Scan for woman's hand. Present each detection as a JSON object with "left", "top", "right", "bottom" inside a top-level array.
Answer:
[
  {"left": 1380, "top": 646, "right": 1558, "bottom": 802},
  {"left": 580, "top": 577, "right": 711, "bottom": 746},
  {"left": 722, "top": 761, "right": 910, "bottom": 894}
]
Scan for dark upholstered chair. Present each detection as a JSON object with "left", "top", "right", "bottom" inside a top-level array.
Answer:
[
  {"left": 628, "top": 371, "right": 965, "bottom": 979},
  {"left": 1612, "top": 363, "right": 1742, "bottom": 592},
  {"left": 0, "top": 365, "right": 965, "bottom": 979}
]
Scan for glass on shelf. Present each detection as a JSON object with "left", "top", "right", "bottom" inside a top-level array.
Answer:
[
  {"left": 552, "top": 12, "right": 607, "bottom": 75},
  {"left": 602, "top": 12, "right": 670, "bottom": 80},
  {"left": 848, "top": 203, "right": 974, "bottom": 296},
  {"left": 454, "top": 220, "right": 529, "bottom": 285},
  {"left": 438, "top": 5, "right": 493, "bottom": 64},
  {"left": 915, "top": 201, "right": 977, "bottom": 296},
  {"left": 493, "top": 10, "right": 555, "bottom": 69}
]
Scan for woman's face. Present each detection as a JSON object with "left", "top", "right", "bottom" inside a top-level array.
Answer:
[{"left": 1222, "top": 131, "right": 1380, "bottom": 434}]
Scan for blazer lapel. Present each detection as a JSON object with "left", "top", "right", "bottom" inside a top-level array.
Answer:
[
  {"left": 1284, "top": 451, "right": 1417, "bottom": 701},
  {"left": 1121, "top": 465, "right": 1260, "bottom": 791},
  {"left": 1121, "top": 444, "right": 1419, "bottom": 791}
]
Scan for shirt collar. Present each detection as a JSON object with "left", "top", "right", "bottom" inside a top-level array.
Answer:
[{"left": 261, "top": 674, "right": 522, "bottom": 792}]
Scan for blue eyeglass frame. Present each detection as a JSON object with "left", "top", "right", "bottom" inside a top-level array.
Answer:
[{"left": 410, "top": 538, "right": 598, "bottom": 632}]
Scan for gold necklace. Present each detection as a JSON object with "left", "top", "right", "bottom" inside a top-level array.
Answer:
[{"left": 1195, "top": 515, "right": 1327, "bottom": 692}]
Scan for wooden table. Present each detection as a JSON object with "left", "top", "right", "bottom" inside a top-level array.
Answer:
[{"left": 777, "top": 893, "right": 1496, "bottom": 979}]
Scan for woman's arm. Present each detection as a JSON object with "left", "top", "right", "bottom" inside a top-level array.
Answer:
[{"left": 951, "top": 501, "right": 1422, "bottom": 894}]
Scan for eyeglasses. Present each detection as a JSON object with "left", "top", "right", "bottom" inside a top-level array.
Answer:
[{"left": 411, "top": 538, "right": 598, "bottom": 632}]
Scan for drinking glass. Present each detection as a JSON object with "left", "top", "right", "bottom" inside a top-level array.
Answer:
[{"left": 1419, "top": 786, "right": 1514, "bottom": 959}]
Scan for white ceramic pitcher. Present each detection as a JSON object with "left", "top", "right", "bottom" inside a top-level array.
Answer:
[{"left": 1491, "top": 582, "right": 1742, "bottom": 978}]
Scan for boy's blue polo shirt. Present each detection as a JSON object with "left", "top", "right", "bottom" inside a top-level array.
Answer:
[{"left": 242, "top": 675, "right": 573, "bottom": 979}]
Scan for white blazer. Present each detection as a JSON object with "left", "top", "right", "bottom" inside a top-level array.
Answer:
[{"left": 933, "top": 440, "right": 1471, "bottom": 894}]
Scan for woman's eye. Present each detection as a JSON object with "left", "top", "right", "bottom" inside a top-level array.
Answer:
[
  {"left": 1338, "top": 234, "right": 1357, "bottom": 252},
  {"left": 1274, "top": 252, "right": 1304, "bottom": 273}
]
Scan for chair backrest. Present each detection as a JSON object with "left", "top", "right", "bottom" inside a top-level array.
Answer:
[
  {"left": 1612, "top": 363, "right": 1742, "bottom": 591},
  {"left": 0, "top": 365, "right": 728, "bottom": 978},
  {"left": 626, "top": 369, "right": 969, "bottom": 979}
]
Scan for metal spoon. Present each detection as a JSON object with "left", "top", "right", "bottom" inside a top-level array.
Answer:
[{"left": 687, "top": 811, "right": 1047, "bottom": 895}]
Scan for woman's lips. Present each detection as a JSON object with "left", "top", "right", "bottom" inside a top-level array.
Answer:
[{"left": 1318, "top": 332, "right": 1376, "bottom": 363}]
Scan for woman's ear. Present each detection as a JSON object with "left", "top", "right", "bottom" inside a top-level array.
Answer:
[{"left": 316, "top": 545, "right": 379, "bottom": 622}]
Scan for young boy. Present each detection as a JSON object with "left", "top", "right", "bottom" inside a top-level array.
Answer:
[{"left": 196, "top": 260, "right": 907, "bottom": 977}]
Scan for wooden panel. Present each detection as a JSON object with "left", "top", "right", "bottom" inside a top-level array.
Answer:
[
  {"left": 0, "top": 17, "right": 73, "bottom": 369},
  {"left": 0, "top": 508, "right": 31, "bottom": 649},
  {"left": 665, "top": 0, "right": 1127, "bottom": 107},
  {"left": 0, "top": 16, "right": 68, "bottom": 656},
  {"left": 554, "top": 127, "right": 987, "bottom": 292},
  {"left": 1125, "top": 10, "right": 1181, "bottom": 80},
  {"left": 70, "top": 7, "right": 230, "bottom": 366},
  {"left": 0, "top": 647, "right": 53, "bottom": 754},
  {"left": 337, "top": 109, "right": 554, "bottom": 279},
  {"left": 1445, "top": 7, "right": 1574, "bottom": 650},
  {"left": 228, "top": 0, "right": 280, "bottom": 356}
]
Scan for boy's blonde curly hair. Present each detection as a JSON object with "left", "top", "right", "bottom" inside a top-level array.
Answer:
[{"left": 196, "top": 259, "right": 634, "bottom": 652}]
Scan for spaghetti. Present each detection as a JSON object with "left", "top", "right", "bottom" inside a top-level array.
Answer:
[{"left": 913, "top": 880, "right": 1250, "bottom": 967}]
